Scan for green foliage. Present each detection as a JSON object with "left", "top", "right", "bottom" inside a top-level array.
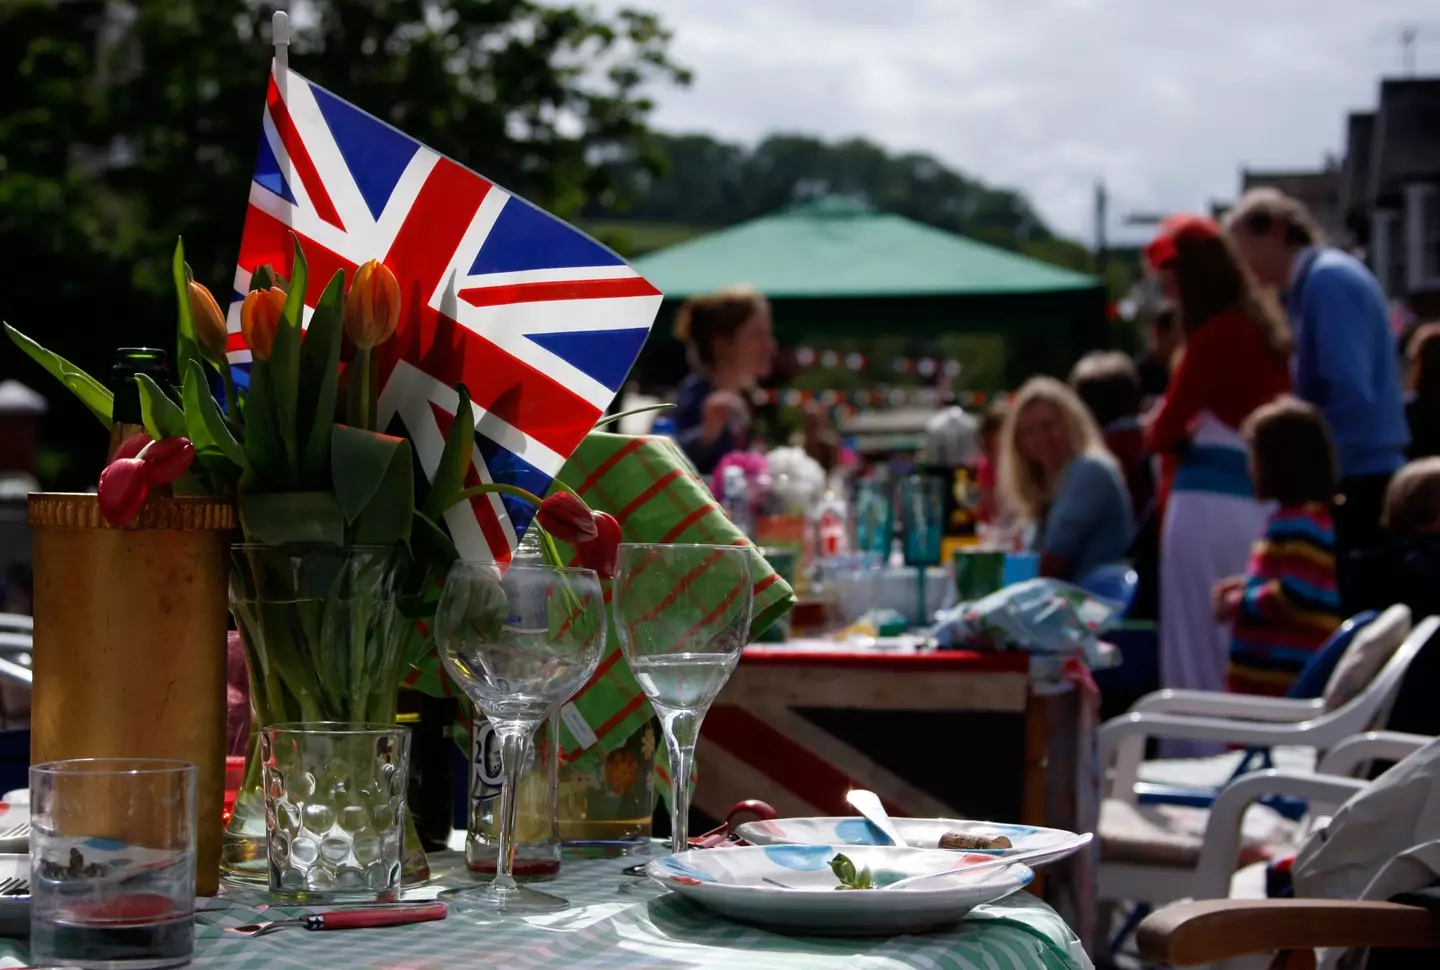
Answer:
[
  {"left": 239, "top": 492, "right": 346, "bottom": 546},
  {"left": 297, "top": 271, "right": 346, "bottom": 485},
  {"left": 4, "top": 323, "right": 113, "bottom": 427},
  {"left": 134, "top": 374, "right": 186, "bottom": 441},
  {"left": 270, "top": 235, "right": 308, "bottom": 481},
  {"left": 828, "top": 854, "right": 875, "bottom": 891},
  {"left": 171, "top": 239, "right": 204, "bottom": 384},
  {"left": 591, "top": 132, "right": 1056, "bottom": 249},
  {"left": 420, "top": 385, "right": 476, "bottom": 521},
  {"left": 181, "top": 359, "right": 247, "bottom": 478}
]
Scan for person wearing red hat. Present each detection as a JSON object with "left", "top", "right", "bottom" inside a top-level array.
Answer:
[{"left": 1143, "top": 216, "right": 1291, "bottom": 751}]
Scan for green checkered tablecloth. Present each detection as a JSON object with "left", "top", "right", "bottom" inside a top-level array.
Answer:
[{"left": 1, "top": 850, "right": 1092, "bottom": 970}]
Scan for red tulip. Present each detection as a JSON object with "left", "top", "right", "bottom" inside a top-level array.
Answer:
[
  {"left": 138, "top": 437, "right": 196, "bottom": 486},
  {"left": 575, "top": 511, "right": 620, "bottom": 579},
  {"left": 112, "top": 432, "right": 152, "bottom": 462},
  {"left": 98, "top": 458, "right": 150, "bottom": 527},
  {"left": 537, "top": 492, "right": 599, "bottom": 544}
]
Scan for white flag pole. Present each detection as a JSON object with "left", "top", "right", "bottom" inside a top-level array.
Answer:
[{"left": 272, "top": 9, "right": 290, "bottom": 77}]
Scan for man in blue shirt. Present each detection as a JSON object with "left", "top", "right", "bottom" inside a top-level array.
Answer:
[{"left": 1225, "top": 188, "right": 1409, "bottom": 602}]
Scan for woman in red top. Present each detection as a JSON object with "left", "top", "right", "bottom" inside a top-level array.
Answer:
[{"left": 1144, "top": 216, "right": 1291, "bottom": 747}]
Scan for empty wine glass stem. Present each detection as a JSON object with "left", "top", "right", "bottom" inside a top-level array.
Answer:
[
  {"left": 659, "top": 707, "right": 701, "bottom": 853},
  {"left": 493, "top": 722, "right": 534, "bottom": 893}
]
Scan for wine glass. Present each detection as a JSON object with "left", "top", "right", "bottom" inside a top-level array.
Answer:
[
  {"left": 613, "top": 543, "right": 753, "bottom": 859},
  {"left": 434, "top": 561, "right": 605, "bottom": 917}
]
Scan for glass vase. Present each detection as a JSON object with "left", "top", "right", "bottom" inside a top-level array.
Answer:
[{"left": 222, "top": 544, "right": 430, "bottom": 885}]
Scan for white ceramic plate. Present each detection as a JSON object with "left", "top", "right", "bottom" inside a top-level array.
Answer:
[
  {"left": 646, "top": 845, "right": 1032, "bottom": 936},
  {"left": 0, "top": 792, "right": 29, "bottom": 855},
  {"left": 734, "top": 817, "right": 1092, "bottom": 870}
]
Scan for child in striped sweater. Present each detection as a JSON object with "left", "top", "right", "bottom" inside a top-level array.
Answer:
[{"left": 1213, "top": 397, "right": 1342, "bottom": 696}]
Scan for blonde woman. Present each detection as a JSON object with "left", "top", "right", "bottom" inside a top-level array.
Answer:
[{"left": 999, "top": 377, "right": 1133, "bottom": 582}]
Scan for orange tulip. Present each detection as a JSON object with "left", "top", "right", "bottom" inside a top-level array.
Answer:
[
  {"left": 187, "top": 280, "right": 229, "bottom": 365},
  {"left": 344, "top": 259, "right": 401, "bottom": 350},
  {"left": 240, "top": 287, "right": 286, "bottom": 361}
]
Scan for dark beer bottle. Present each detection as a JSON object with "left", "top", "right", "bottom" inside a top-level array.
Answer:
[{"left": 107, "top": 348, "right": 171, "bottom": 459}]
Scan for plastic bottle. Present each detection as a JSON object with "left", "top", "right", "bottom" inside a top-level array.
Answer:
[
  {"left": 720, "top": 465, "right": 754, "bottom": 538},
  {"left": 814, "top": 473, "right": 852, "bottom": 559}
]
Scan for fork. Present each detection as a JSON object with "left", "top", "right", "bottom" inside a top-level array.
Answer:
[{"left": 225, "top": 902, "right": 447, "bottom": 938}]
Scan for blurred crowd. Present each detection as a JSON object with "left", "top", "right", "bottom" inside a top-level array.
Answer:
[{"left": 660, "top": 186, "right": 1440, "bottom": 736}]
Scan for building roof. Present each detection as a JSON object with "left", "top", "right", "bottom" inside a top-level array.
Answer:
[
  {"left": 1340, "top": 111, "right": 1375, "bottom": 218},
  {"left": 631, "top": 195, "right": 1098, "bottom": 300},
  {"left": 1240, "top": 167, "right": 1343, "bottom": 238},
  {"left": 1369, "top": 78, "right": 1440, "bottom": 202}
]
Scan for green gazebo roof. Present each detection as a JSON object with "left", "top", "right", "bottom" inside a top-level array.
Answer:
[{"left": 632, "top": 196, "right": 1097, "bottom": 299}]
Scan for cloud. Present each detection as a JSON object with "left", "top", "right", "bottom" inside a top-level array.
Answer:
[{"left": 585, "top": 0, "right": 1437, "bottom": 241}]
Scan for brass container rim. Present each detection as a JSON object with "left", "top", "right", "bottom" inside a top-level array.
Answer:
[{"left": 27, "top": 492, "right": 237, "bottom": 531}]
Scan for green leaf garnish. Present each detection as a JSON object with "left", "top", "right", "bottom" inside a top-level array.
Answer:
[{"left": 828, "top": 854, "right": 875, "bottom": 890}]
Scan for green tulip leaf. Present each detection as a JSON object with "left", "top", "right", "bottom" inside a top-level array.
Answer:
[
  {"left": 332, "top": 425, "right": 415, "bottom": 546},
  {"left": 411, "top": 509, "right": 460, "bottom": 576},
  {"left": 297, "top": 270, "right": 346, "bottom": 487},
  {"left": 183, "top": 359, "right": 249, "bottom": 475},
  {"left": 172, "top": 238, "right": 204, "bottom": 385},
  {"left": 420, "top": 383, "right": 475, "bottom": 520},
  {"left": 241, "top": 359, "right": 287, "bottom": 488},
  {"left": 269, "top": 232, "right": 308, "bottom": 480},
  {"left": 239, "top": 492, "right": 346, "bottom": 546},
  {"left": 4, "top": 323, "right": 113, "bottom": 427},
  {"left": 134, "top": 374, "right": 187, "bottom": 440},
  {"left": 249, "top": 264, "right": 275, "bottom": 292}
]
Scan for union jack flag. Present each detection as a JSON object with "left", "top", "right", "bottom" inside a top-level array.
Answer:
[{"left": 227, "top": 65, "right": 662, "bottom": 560}]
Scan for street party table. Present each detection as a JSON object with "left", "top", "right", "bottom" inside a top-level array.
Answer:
[
  {"left": 0, "top": 846, "right": 1090, "bottom": 969},
  {"left": 694, "top": 640, "right": 1100, "bottom": 949}
]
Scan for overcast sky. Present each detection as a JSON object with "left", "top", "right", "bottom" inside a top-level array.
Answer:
[{"left": 587, "top": 0, "right": 1440, "bottom": 244}]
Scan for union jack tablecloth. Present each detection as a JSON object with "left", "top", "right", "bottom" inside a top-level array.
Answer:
[{"left": 0, "top": 848, "right": 1091, "bottom": 970}]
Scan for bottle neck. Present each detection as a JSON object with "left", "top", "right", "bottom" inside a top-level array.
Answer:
[{"left": 106, "top": 421, "right": 146, "bottom": 461}]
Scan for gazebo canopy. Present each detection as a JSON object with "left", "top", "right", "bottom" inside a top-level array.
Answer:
[
  {"left": 634, "top": 195, "right": 1097, "bottom": 300},
  {"left": 630, "top": 196, "right": 1108, "bottom": 386}
]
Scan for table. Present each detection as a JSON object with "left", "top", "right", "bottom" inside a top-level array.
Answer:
[
  {"left": 0, "top": 851, "right": 1091, "bottom": 970},
  {"left": 694, "top": 641, "right": 1100, "bottom": 948}
]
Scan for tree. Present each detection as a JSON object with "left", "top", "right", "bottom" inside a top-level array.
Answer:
[
  {"left": 0, "top": 0, "right": 687, "bottom": 486},
  {"left": 590, "top": 131, "right": 1058, "bottom": 249}
]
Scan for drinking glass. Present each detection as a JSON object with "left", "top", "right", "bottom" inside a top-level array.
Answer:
[
  {"left": 613, "top": 544, "right": 753, "bottom": 857},
  {"left": 260, "top": 722, "right": 411, "bottom": 902},
  {"left": 434, "top": 561, "right": 605, "bottom": 918},
  {"left": 31, "top": 758, "right": 196, "bottom": 970},
  {"left": 899, "top": 475, "right": 945, "bottom": 625}
]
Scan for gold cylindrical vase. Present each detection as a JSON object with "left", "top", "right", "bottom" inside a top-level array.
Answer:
[{"left": 28, "top": 493, "right": 235, "bottom": 896}]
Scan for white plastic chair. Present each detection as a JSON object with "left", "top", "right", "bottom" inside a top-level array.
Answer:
[
  {"left": 0, "top": 615, "right": 31, "bottom": 728},
  {"left": 1096, "top": 614, "right": 1439, "bottom": 909},
  {"left": 1100, "top": 613, "right": 1439, "bottom": 808},
  {"left": 1172, "top": 731, "right": 1434, "bottom": 970}
]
